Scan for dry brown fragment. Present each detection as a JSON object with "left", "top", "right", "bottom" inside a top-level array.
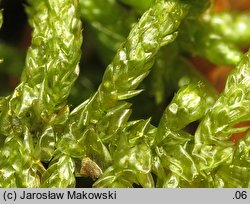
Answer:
[{"left": 80, "top": 157, "right": 103, "bottom": 180}]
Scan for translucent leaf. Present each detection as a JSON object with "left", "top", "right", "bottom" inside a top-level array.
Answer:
[{"left": 41, "top": 155, "right": 75, "bottom": 187}]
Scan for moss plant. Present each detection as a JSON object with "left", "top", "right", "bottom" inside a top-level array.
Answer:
[{"left": 0, "top": 0, "right": 250, "bottom": 187}]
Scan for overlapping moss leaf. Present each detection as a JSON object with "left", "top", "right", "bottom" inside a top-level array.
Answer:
[{"left": 0, "top": 0, "right": 250, "bottom": 188}]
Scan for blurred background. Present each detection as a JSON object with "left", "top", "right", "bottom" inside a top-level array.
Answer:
[{"left": 0, "top": 0, "right": 250, "bottom": 125}]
